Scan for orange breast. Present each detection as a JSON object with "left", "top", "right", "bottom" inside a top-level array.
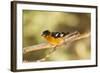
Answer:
[{"left": 44, "top": 36, "right": 64, "bottom": 46}]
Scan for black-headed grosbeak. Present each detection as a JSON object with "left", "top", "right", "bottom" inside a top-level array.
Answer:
[{"left": 41, "top": 30, "right": 69, "bottom": 47}]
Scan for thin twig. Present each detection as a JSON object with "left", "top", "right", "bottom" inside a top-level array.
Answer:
[
  {"left": 23, "top": 32, "right": 90, "bottom": 54},
  {"left": 23, "top": 43, "right": 51, "bottom": 54}
]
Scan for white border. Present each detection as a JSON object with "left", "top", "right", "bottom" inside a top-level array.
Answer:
[{"left": 16, "top": 3, "right": 96, "bottom": 69}]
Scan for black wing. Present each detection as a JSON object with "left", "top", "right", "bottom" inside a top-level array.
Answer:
[{"left": 51, "top": 32, "right": 69, "bottom": 38}]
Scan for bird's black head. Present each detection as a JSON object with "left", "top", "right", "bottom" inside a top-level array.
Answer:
[{"left": 41, "top": 30, "right": 50, "bottom": 37}]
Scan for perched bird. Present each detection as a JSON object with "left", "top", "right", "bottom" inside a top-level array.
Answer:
[{"left": 41, "top": 30, "right": 69, "bottom": 46}]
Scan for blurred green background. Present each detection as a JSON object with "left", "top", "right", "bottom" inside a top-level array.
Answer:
[{"left": 23, "top": 10, "right": 91, "bottom": 62}]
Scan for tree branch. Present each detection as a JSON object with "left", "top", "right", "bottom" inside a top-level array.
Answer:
[{"left": 23, "top": 31, "right": 90, "bottom": 54}]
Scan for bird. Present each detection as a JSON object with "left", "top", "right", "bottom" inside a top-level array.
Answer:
[{"left": 41, "top": 30, "right": 69, "bottom": 47}]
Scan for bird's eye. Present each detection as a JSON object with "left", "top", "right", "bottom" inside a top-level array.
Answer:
[{"left": 42, "top": 30, "right": 50, "bottom": 36}]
